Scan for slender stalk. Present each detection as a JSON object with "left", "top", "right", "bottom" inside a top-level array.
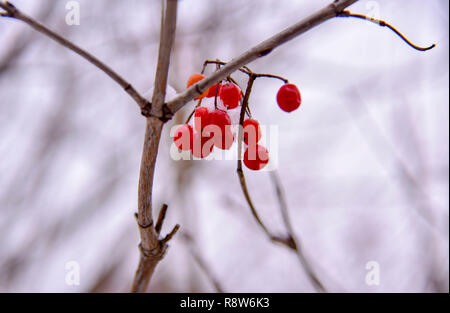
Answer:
[
  {"left": 203, "top": 60, "right": 289, "bottom": 83},
  {"left": 337, "top": 10, "right": 436, "bottom": 51}
]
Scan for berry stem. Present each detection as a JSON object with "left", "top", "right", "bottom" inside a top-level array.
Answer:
[
  {"left": 337, "top": 10, "right": 436, "bottom": 51},
  {"left": 253, "top": 73, "right": 288, "bottom": 83},
  {"left": 213, "top": 83, "right": 220, "bottom": 109},
  {"left": 236, "top": 75, "right": 274, "bottom": 239},
  {"left": 214, "top": 60, "right": 221, "bottom": 109},
  {"left": 203, "top": 59, "right": 289, "bottom": 84},
  {"left": 225, "top": 74, "right": 251, "bottom": 116},
  {"left": 184, "top": 98, "right": 202, "bottom": 124}
]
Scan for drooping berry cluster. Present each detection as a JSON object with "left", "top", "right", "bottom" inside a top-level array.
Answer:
[
  {"left": 173, "top": 62, "right": 302, "bottom": 171},
  {"left": 174, "top": 74, "right": 240, "bottom": 159}
]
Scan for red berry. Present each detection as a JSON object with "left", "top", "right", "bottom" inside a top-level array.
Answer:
[
  {"left": 276, "top": 83, "right": 301, "bottom": 112},
  {"left": 214, "top": 127, "right": 234, "bottom": 150},
  {"left": 203, "top": 109, "right": 233, "bottom": 149},
  {"left": 187, "top": 73, "right": 208, "bottom": 100},
  {"left": 187, "top": 73, "right": 205, "bottom": 88},
  {"left": 194, "top": 107, "right": 210, "bottom": 132},
  {"left": 220, "top": 83, "right": 241, "bottom": 109},
  {"left": 243, "top": 119, "right": 261, "bottom": 146},
  {"left": 243, "top": 144, "right": 269, "bottom": 171},
  {"left": 206, "top": 83, "right": 222, "bottom": 98},
  {"left": 207, "top": 109, "right": 231, "bottom": 133},
  {"left": 191, "top": 131, "right": 214, "bottom": 158},
  {"left": 173, "top": 124, "right": 193, "bottom": 151}
]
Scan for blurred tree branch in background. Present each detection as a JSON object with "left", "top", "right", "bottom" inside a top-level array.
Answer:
[{"left": 0, "top": 1, "right": 149, "bottom": 110}]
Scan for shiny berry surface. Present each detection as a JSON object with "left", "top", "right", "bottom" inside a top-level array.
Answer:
[
  {"left": 214, "top": 127, "right": 234, "bottom": 150},
  {"left": 191, "top": 131, "right": 214, "bottom": 158},
  {"left": 194, "top": 107, "right": 210, "bottom": 131},
  {"left": 243, "top": 119, "right": 261, "bottom": 146},
  {"left": 208, "top": 109, "right": 231, "bottom": 133},
  {"left": 219, "top": 83, "right": 241, "bottom": 109},
  {"left": 243, "top": 144, "right": 269, "bottom": 171},
  {"left": 173, "top": 124, "right": 193, "bottom": 151},
  {"left": 276, "top": 83, "right": 301, "bottom": 112}
]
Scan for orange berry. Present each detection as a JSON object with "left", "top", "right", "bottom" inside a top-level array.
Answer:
[{"left": 187, "top": 73, "right": 208, "bottom": 100}]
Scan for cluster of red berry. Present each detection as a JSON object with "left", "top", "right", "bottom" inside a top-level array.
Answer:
[{"left": 173, "top": 72, "right": 301, "bottom": 171}]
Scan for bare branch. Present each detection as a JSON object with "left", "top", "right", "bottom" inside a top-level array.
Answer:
[
  {"left": 166, "top": 0, "right": 359, "bottom": 114},
  {"left": 161, "top": 224, "right": 180, "bottom": 245},
  {"left": 131, "top": 0, "right": 178, "bottom": 293},
  {"left": 0, "top": 1, "right": 149, "bottom": 110},
  {"left": 202, "top": 59, "right": 289, "bottom": 84}
]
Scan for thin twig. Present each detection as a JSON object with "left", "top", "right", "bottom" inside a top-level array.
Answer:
[
  {"left": 252, "top": 73, "right": 288, "bottom": 83},
  {"left": 184, "top": 98, "right": 202, "bottom": 124},
  {"left": 202, "top": 60, "right": 289, "bottom": 85},
  {"left": 0, "top": 1, "right": 149, "bottom": 111},
  {"left": 161, "top": 224, "right": 181, "bottom": 245},
  {"left": 213, "top": 60, "right": 221, "bottom": 109},
  {"left": 155, "top": 204, "right": 168, "bottom": 235},
  {"left": 203, "top": 59, "right": 251, "bottom": 76},
  {"left": 185, "top": 107, "right": 196, "bottom": 124},
  {"left": 337, "top": 10, "right": 436, "bottom": 51}
]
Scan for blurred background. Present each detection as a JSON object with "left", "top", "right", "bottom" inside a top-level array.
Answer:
[{"left": 0, "top": 0, "right": 448, "bottom": 292}]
